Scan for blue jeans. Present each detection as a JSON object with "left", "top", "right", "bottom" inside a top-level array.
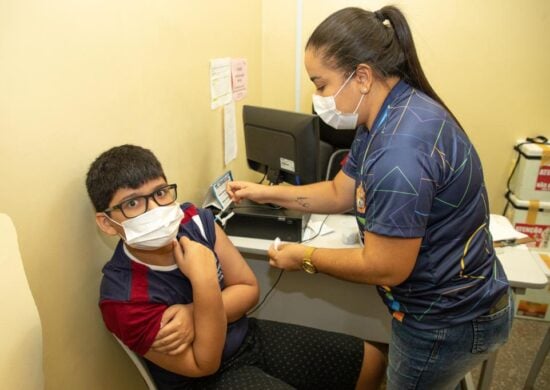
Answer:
[{"left": 387, "top": 293, "right": 513, "bottom": 390}]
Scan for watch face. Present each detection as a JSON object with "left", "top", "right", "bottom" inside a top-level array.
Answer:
[{"left": 302, "top": 260, "right": 317, "bottom": 274}]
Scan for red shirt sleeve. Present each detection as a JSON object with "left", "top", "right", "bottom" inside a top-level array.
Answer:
[{"left": 100, "top": 300, "right": 167, "bottom": 355}]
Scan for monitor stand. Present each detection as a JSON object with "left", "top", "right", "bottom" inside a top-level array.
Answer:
[{"left": 224, "top": 199, "right": 310, "bottom": 242}]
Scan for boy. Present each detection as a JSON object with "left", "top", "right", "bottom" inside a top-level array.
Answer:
[{"left": 86, "top": 144, "right": 385, "bottom": 389}]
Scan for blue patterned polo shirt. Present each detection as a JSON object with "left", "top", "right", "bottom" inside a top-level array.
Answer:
[{"left": 343, "top": 80, "right": 509, "bottom": 329}]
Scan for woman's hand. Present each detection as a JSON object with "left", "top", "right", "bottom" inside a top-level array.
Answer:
[
  {"left": 267, "top": 242, "right": 306, "bottom": 271},
  {"left": 226, "top": 181, "right": 265, "bottom": 204},
  {"left": 151, "top": 304, "right": 194, "bottom": 355}
]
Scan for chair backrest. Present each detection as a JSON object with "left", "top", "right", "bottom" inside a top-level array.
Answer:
[
  {"left": 0, "top": 213, "right": 44, "bottom": 389},
  {"left": 113, "top": 336, "right": 158, "bottom": 390},
  {"left": 325, "top": 148, "right": 350, "bottom": 180}
]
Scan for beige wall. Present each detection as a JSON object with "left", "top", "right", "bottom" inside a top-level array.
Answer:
[
  {"left": 1, "top": 0, "right": 549, "bottom": 388},
  {"left": 0, "top": 1, "right": 262, "bottom": 388},
  {"left": 261, "top": 0, "right": 296, "bottom": 110},
  {"left": 263, "top": 0, "right": 550, "bottom": 213}
]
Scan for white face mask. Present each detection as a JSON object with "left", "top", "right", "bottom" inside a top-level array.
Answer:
[
  {"left": 106, "top": 203, "right": 183, "bottom": 250},
  {"left": 312, "top": 71, "right": 365, "bottom": 130}
]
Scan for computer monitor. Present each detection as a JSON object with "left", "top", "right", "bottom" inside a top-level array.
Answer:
[
  {"left": 312, "top": 104, "right": 356, "bottom": 149},
  {"left": 311, "top": 104, "right": 356, "bottom": 180},
  {"left": 243, "top": 105, "right": 326, "bottom": 185}
]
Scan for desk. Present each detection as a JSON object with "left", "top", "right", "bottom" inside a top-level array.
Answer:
[
  {"left": 231, "top": 214, "right": 392, "bottom": 343},
  {"left": 229, "top": 214, "right": 548, "bottom": 389},
  {"left": 495, "top": 245, "right": 548, "bottom": 294}
]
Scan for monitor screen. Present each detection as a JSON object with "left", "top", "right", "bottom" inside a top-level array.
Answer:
[
  {"left": 312, "top": 104, "right": 356, "bottom": 149},
  {"left": 243, "top": 105, "right": 323, "bottom": 185}
]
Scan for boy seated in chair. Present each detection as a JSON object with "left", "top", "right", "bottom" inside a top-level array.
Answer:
[{"left": 85, "top": 144, "right": 385, "bottom": 389}]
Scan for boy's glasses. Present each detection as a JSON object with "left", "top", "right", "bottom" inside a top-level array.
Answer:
[{"left": 104, "top": 184, "right": 178, "bottom": 219}]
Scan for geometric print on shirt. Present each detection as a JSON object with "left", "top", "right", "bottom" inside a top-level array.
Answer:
[{"left": 344, "top": 81, "right": 509, "bottom": 330}]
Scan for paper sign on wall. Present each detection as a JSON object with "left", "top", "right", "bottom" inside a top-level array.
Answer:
[
  {"left": 210, "top": 58, "right": 232, "bottom": 109},
  {"left": 231, "top": 58, "right": 248, "bottom": 101},
  {"left": 209, "top": 57, "right": 247, "bottom": 164}
]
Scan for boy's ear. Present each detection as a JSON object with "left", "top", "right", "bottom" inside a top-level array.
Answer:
[{"left": 95, "top": 213, "right": 119, "bottom": 236}]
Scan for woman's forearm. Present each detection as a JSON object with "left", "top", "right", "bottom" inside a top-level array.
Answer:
[{"left": 261, "top": 179, "right": 353, "bottom": 214}]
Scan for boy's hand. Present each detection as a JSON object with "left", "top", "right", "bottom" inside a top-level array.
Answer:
[
  {"left": 151, "top": 304, "right": 194, "bottom": 355},
  {"left": 173, "top": 236, "right": 218, "bottom": 280}
]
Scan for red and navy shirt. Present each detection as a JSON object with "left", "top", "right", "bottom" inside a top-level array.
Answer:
[{"left": 99, "top": 203, "right": 248, "bottom": 376}]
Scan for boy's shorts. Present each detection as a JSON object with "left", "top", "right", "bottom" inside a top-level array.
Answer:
[{"left": 187, "top": 317, "right": 365, "bottom": 389}]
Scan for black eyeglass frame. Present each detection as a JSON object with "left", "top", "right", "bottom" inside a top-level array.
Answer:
[{"left": 103, "top": 183, "right": 178, "bottom": 219}]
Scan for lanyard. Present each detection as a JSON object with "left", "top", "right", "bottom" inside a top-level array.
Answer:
[
  {"left": 358, "top": 80, "right": 408, "bottom": 176},
  {"left": 358, "top": 105, "right": 389, "bottom": 176}
]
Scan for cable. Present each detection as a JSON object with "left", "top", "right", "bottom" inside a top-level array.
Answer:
[
  {"left": 247, "top": 269, "right": 284, "bottom": 315},
  {"left": 300, "top": 214, "right": 330, "bottom": 244},
  {"left": 246, "top": 213, "right": 331, "bottom": 315},
  {"left": 257, "top": 173, "right": 267, "bottom": 185},
  {"left": 503, "top": 143, "right": 525, "bottom": 215}
]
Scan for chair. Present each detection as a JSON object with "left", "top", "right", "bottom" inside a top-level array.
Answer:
[
  {"left": 113, "top": 335, "right": 158, "bottom": 390},
  {"left": 524, "top": 326, "right": 550, "bottom": 389},
  {"left": 0, "top": 213, "right": 44, "bottom": 389},
  {"left": 325, "top": 148, "right": 350, "bottom": 180}
]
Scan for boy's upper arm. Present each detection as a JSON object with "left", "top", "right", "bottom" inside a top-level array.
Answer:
[
  {"left": 100, "top": 300, "right": 166, "bottom": 355},
  {"left": 194, "top": 206, "right": 256, "bottom": 288},
  {"left": 213, "top": 223, "right": 257, "bottom": 288}
]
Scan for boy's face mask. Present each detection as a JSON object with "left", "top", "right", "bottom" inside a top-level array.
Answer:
[
  {"left": 106, "top": 203, "right": 183, "bottom": 250},
  {"left": 312, "top": 71, "right": 365, "bottom": 130}
]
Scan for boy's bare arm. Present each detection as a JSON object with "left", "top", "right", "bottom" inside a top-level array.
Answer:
[
  {"left": 151, "top": 223, "right": 258, "bottom": 355},
  {"left": 214, "top": 224, "right": 259, "bottom": 322},
  {"left": 144, "top": 237, "right": 226, "bottom": 377}
]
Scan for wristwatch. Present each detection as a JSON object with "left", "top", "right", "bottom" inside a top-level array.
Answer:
[{"left": 302, "top": 247, "right": 318, "bottom": 274}]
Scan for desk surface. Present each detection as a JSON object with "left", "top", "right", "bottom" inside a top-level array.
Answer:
[
  {"left": 230, "top": 213, "right": 548, "bottom": 290},
  {"left": 229, "top": 214, "right": 359, "bottom": 254},
  {"left": 496, "top": 246, "right": 548, "bottom": 289}
]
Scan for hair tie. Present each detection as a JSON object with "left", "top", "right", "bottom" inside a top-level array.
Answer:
[{"left": 374, "top": 10, "right": 385, "bottom": 22}]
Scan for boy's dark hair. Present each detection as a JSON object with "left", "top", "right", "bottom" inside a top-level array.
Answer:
[{"left": 86, "top": 144, "right": 166, "bottom": 212}]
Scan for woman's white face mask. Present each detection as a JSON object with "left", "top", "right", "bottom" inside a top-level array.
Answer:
[
  {"left": 106, "top": 203, "right": 183, "bottom": 250},
  {"left": 312, "top": 71, "right": 365, "bottom": 130}
]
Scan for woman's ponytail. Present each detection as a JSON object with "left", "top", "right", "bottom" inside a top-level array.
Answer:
[
  {"left": 307, "top": 6, "right": 462, "bottom": 128},
  {"left": 377, "top": 6, "right": 461, "bottom": 127}
]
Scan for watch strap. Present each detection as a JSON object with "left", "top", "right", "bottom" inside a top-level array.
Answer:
[
  {"left": 303, "top": 246, "right": 316, "bottom": 261},
  {"left": 302, "top": 246, "right": 318, "bottom": 274}
]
